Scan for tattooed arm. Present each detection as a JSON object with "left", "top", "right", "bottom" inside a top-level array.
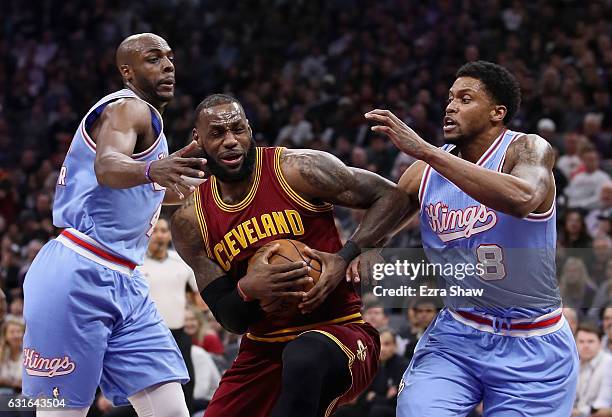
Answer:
[
  {"left": 279, "top": 148, "right": 412, "bottom": 312},
  {"left": 280, "top": 148, "right": 413, "bottom": 246},
  {"left": 421, "top": 134, "right": 555, "bottom": 217}
]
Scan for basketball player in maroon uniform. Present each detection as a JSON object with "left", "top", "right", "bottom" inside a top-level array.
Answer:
[{"left": 171, "top": 94, "right": 411, "bottom": 417}]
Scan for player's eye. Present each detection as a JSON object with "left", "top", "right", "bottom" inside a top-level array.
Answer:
[
  {"left": 461, "top": 96, "right": 471, "bottom": 104},
  {"left": 148, "top": 57, "right": 159, "bottom": 63}
]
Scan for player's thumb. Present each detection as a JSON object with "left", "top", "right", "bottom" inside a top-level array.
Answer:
[
  {"left": 175, "top": 140, "right": 200, "bottom": 157},
  {"left": 262, "top": 243, "right": 280, "bottom": 263},
  {"left": 303, "top": 246, "right": 322, "bottom": 262}
]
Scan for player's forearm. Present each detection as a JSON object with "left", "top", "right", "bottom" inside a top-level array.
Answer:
[
  {"left": 95, "top": 152, "right": 150, "bottom": 188},
  {"left": 423, "top": 147, "right": 538, "bottom": 217},
  {"left": 350, "top": 187, "right": 413, "bottom": 248}
]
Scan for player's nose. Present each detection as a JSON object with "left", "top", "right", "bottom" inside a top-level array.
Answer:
[{"left": 161, "top": 56, "right": 174, "bottom": 73}]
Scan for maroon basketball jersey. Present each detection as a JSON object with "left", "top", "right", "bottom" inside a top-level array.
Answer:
[{"left": 194, "top": 147, "right": 362, "bottom": 340}]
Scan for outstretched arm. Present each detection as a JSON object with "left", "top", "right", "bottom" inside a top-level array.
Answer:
[
  {"left": 94, "top": 98, "right": 207, "bottom": 197},
  {"left": 366, "top": 109, "right": 555, "bottom": 217},
  {"left": 280, "top": 149, "right": 413, "bottom": 312}
]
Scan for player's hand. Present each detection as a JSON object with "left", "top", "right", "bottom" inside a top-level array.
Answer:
[
  {"left": 148, "top": 140, "right": 208, "bottom": 199},
  {"left": 365, "top": 109, "right": 435, "bottom": 160},
  {"left": 346, "top": 249, "right": 384, "bottom": 284},
  {"left": 239, "top": 243, "right": 312, "bottom": 301},
  {"left": 299, "top": 247, "right": 347, "bottom": 314}
]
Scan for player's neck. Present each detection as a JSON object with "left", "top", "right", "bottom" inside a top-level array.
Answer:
[
  {"left": 126, "top": 85, "right": 167, "bottom": 114},
  {"left": 457, "top": 125, "right": 506, "bottom": 164},
  {"left": 216, "top": 170, "right": 256, "bottom": 205}
]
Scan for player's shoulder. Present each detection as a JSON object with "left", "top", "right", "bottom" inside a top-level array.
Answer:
[
  {"left": 100, "top": 97, "right": 152, "bottom": 129},
  {"left": 506, "top": 133, "right": 554, "bottom": 166},
  {"left": 397, "top": 160, "right": 427, "bottom": 196}
]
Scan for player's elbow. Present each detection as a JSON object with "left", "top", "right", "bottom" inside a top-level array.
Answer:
[
  {"left": 507, "top": 191, "right": 538, "bottom": 218},
  {"left": 94, "top": 158, "right": 111, "bottom": 186}
]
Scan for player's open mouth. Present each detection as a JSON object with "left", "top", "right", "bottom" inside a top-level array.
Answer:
[
  {"left": 219, "top": 154, "right": 244, "bottom": 167},
  {"left": 443, "top": 117, "right": 458, "bottom": 132}
]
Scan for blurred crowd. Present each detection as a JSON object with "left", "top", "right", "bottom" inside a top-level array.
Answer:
[{"left": 1, "top": 0, "right": 612, "bottom": 416}]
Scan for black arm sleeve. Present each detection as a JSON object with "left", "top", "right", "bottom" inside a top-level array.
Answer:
[{"left": 200, "top": 276, "right": 264, "bottom": 334}]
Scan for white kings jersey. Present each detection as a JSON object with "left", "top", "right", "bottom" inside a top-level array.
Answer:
[{"left": 419, "top": 129, "right": 561, "bottom": 319}]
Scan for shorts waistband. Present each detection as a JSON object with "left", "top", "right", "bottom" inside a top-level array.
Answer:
[
  {"left": 449, "top": 308, "right": 565, "bottom": 337},
  {"left": 56, "top": 228, "right": 136, "bottom": 275}
]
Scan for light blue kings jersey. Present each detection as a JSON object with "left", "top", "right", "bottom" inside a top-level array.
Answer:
[
  {"left": 53, "top": 89, "right": 168, "bottom": 265},
  {"left": 419, "top": 129, "right": 561, "bottom": 318}
]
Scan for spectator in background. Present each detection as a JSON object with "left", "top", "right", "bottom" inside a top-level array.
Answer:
[
  {"left": 589, "top": 237, "right": 612, "bottom": 286},
  {"left": 556, "top": 133, "right": 586, "bottom": 180},
  {"left": 558, "top": 210, "right": 593, "bottom": 267},
  {"left": 0, "top": 316, "right": 25, "bottom": 393},
  {"left": 601, "top": 303, "right": 612, "bottom": 355},
  {"left": 586, "top": 182, "right": 612, "bottom": 238},
  {"left": 139, "top": 218, "right": 199, "bottom": 412},
  {"left": 537, "top": 118, "right": 560, "bottom": 148},
  {"left": 362, "top": 301, "right": 389, "bottom": 331},
  {"left": 590, "top": 262, "right": 612, "bottom": 317},
  {"left": 559, "top": 257, "right": 598, "bottom": 316},
  {"left": 361, "top": 329, "right": 409, "bottom": 417},
  {"left": 583, "top": 113, "right": 611, "bottom": 159},
  {"left": 565, "top": 147, "right": 611, "bottom": 211},
  {"left": 573, "top": 322, "right": 612, "bottom": 417},
  {"left": 403, "top": 298, "right": 439, "bottom": 362},
  {"left": 275, "top": 106, "right": 313, "bottom": 147}
]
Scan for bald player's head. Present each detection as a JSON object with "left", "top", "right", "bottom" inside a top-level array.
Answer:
[{"left": 115, "top": 33, "right": 175, "bottom": 105}]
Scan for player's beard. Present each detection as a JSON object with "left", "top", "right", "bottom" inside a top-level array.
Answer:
[{"left": 205, "top": 139, "right": 257, "bottom": 183}]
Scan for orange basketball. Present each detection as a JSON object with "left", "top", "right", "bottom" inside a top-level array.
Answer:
[
  {"left": 248, "top": 239, "right": 322, "bottom": 317},
  {"left": 248, "top": 239, "right": 322, "bottom": 290}
]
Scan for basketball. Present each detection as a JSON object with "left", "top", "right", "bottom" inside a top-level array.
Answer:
[
  {"left": 248, "top": 239, "right": 322, "bottom": 314},
  {"left": 249, "top": 239, "right": 321, "bottom": 318}
]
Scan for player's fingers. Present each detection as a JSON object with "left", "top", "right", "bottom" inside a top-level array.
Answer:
[
  {"left": 302, "top": 246, "right": 323, "bottom": 262},
  {"left": 174, "top": 140, "right": 200, "bottom": 157},
  {"left": 347, "top": 260, "right": 360, "bottom": 283},
  {"left": 174, "top": 178, "right": 196, "bottom": 194},
  {"left": 269, "top": 260, "right": 306, "bottom": 273},
  {"left": 371, "top": 125, "right": 393, "bottom": 135},
  {"left": 171, "top": 184, "right": 185, "bottom": 200},
  {"left": 273, "top": 266, "right": 310, "bottom": 281},
  {"left": 260, "top": 243, "right": 281, "bottom": 264},
  {"left": 276, "top": 291, "right": 307, "bottom": 299},
  {"left": 274, "top": 276, "right": 313, "bottom": 291},
  {"left": 177, "top": 157, "right": 207, "bottom": 168},
  {"left": 178, "top": 167, "right": 207, "bottom": 179}
]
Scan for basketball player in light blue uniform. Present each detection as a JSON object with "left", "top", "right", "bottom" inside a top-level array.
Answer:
[
  {"left": 362, "top": 61, "right": 578, "bottom": 416},
  {"left": 22, "top": 33, "right": 207, "bottom": 417}
]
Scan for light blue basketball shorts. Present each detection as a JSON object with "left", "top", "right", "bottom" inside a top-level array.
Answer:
[
  {"left": 397, "top": 308, "right": 578, "bottom": 417},
  {"left": 22, "top": 231, "right": 189, "bottom": 408}
]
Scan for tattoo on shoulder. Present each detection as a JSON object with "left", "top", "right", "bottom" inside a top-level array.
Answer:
[
  {"left": 281, "top": 150, "right": 351, "bottom": 193},
  {"left": 510, "top": 135, "right": 554, "bottom": 167}
]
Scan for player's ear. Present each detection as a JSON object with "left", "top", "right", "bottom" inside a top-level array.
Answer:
[
  {"left": 119, "top": 64, "right": 133, "bottom": 83},
  {"left": 491, "top": 105, "right": 506, "bottom": 123}
]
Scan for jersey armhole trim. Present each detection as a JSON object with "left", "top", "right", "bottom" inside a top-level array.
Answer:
[
  {"left": 79, "top": 93, "right": 164, "bottom": 159},
  {"left": 273, "top": 147, "right": 333, "bottom": 213},
  {"left": 193, "top": 187, "right": 213, "bottom": 257}
]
